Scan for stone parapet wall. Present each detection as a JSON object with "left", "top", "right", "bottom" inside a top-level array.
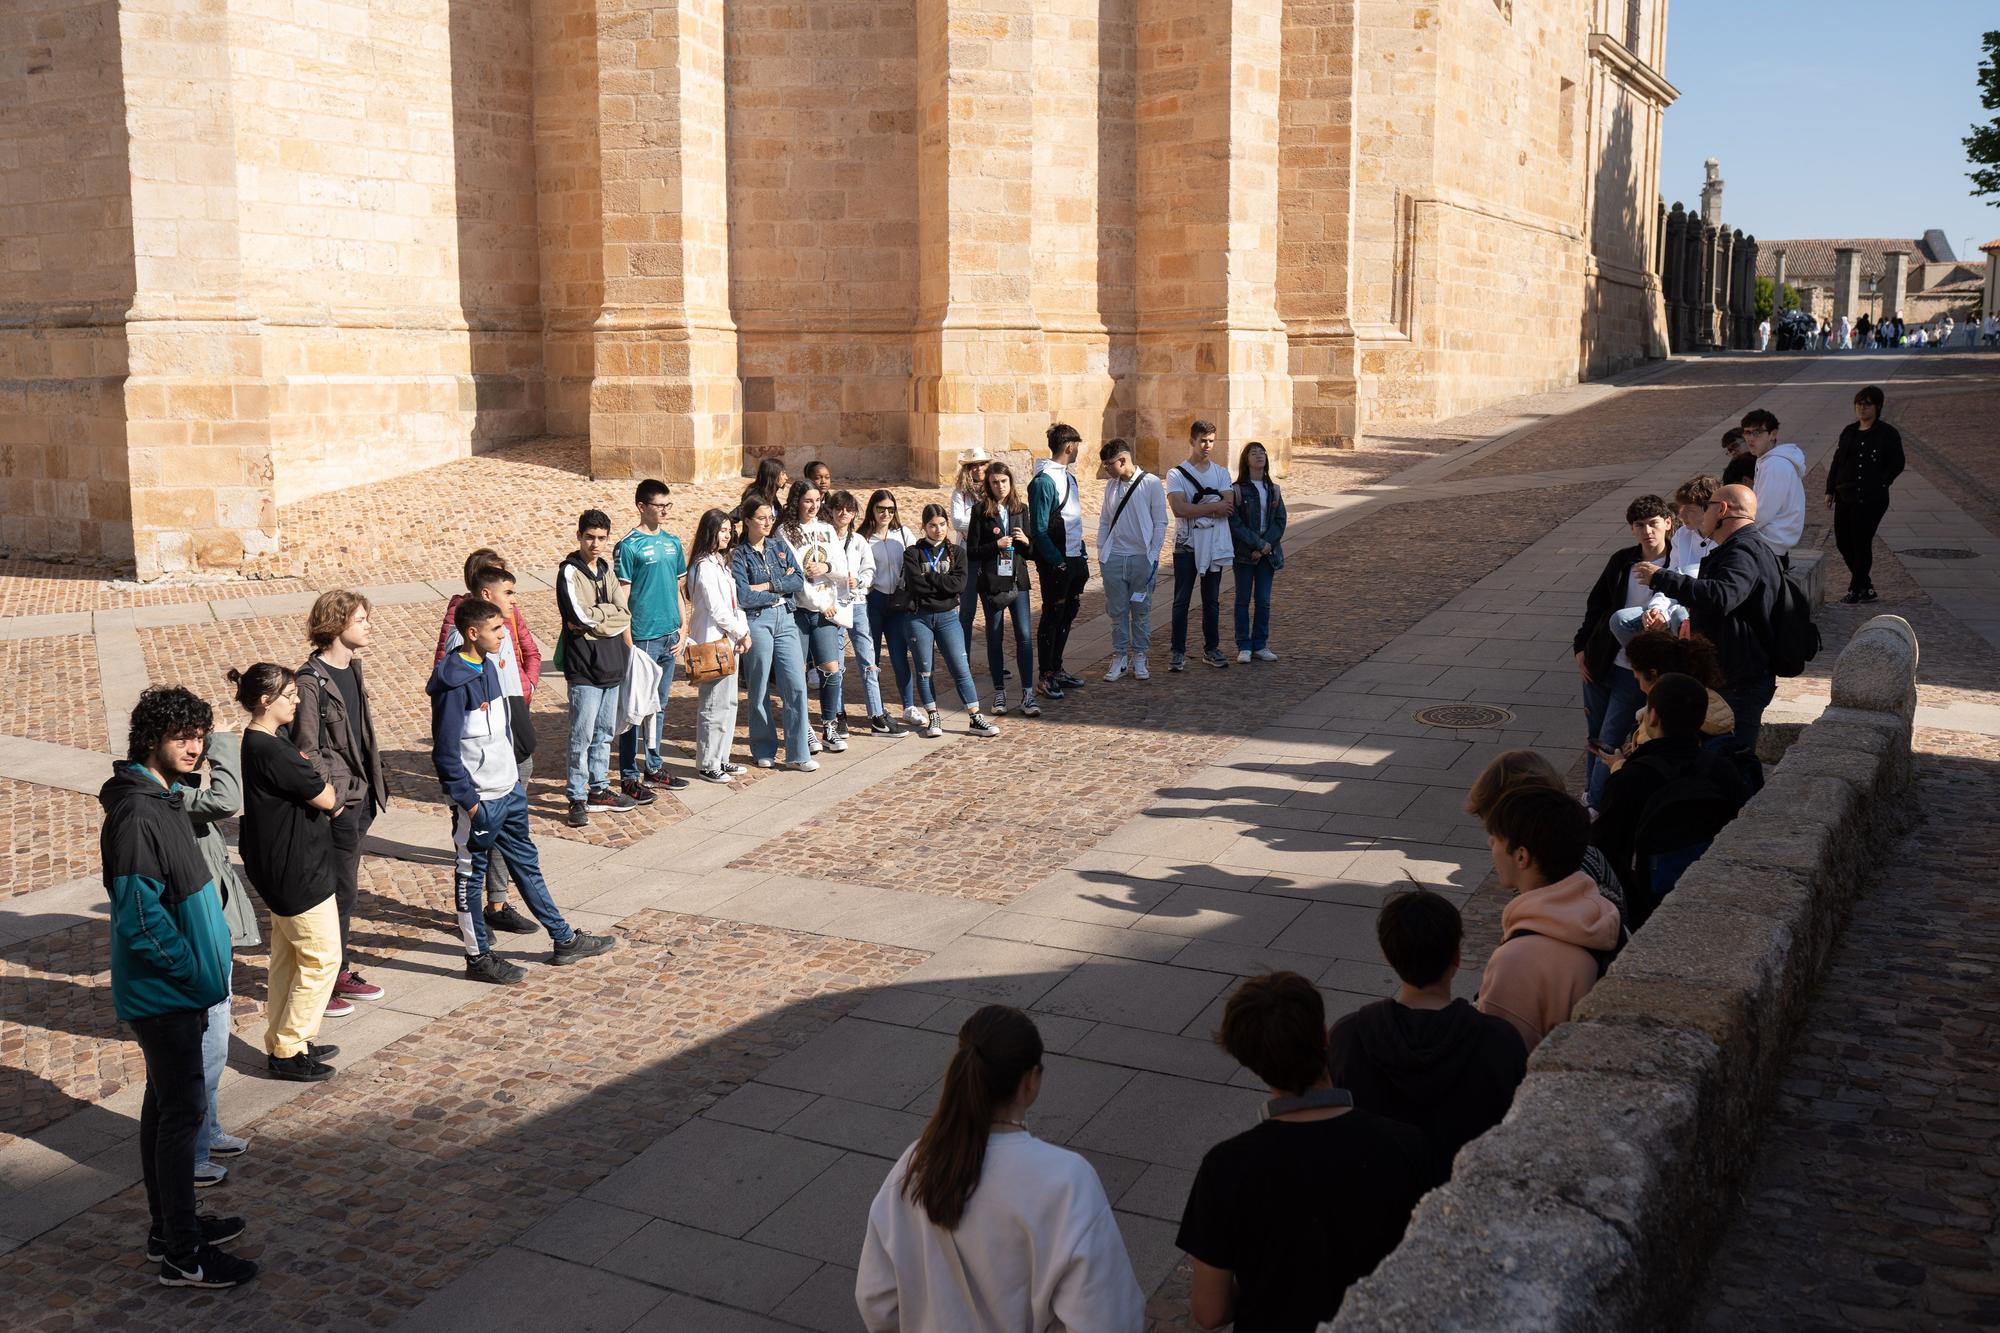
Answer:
[{"left": 1335, "top": 614, "right": 1922, "bottom": 1332}]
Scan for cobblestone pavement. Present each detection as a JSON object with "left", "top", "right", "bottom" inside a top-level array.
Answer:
[{"left": 0, "top": 351, "right": 1992, "bottom": 1332}]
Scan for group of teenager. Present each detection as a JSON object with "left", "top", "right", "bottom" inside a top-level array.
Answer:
[{"left": 856, "top": 734, "right": 1677, "bottom": 1332}]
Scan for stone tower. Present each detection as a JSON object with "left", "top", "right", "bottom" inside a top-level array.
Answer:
[{"left": 1699, "top": 158, "right": 1724, "bottom": 229}]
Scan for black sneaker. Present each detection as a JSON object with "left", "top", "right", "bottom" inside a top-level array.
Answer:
[
  {"left": 695, "top": 766, "right": 732, "bottom": 784},
  {"left": 869, "top": 714, "right": 896, "bottom": 735},
  {"left": 1859, "top": 589, "right": 1879, "bottom": 602},
  {"left": 643, "top": 766, "right": 690, "bottom": 792},
  {"left": 566, "top": 799, "right": 588, "bottom": 828},
  {"left": 835, "top": 715, "right": 849, "bottom": 737},
  {"left": 1840, "top": 588, "right": 1863, "bottom": 604},
  {"left": 266, "top": 1052, "right": 335, "bottom": 1083},
  {"left": 618, "top": 779, "right": 658, "bottom": 806},
  {"left": 1055, "top": 671, "right": 1085, "bottom": 689},
  {"left": 1038, "top": 675, "right": 1065, "bottom": 700},
  {"left": 146, "top": 1215, "right": 244, "bottom": 1262},
  {"left": 551, "top": 931, "right": 618, "bottom": 966},
  {"left": 968, "top": 713, "right": 999, "bottom": 737},
  {"left": 1203, "top": 649, "right": 1231, "bottom": 669},
  {"left": 1170, "top": 653, "right": 1187, "bottom": 672},
  {"left": 158, "top": 1243, "right": 259, "bottom": 1289},
  {"left": 465, "top": 951, "right": 528, "bottom": 985},
  {"left": 308, "top": 1043, "right": 340, "bottom": 1062},
  {"left": 922, "top": 710, "right": 944, "bottom": 739},
  {"left": 485, "top": 903, "right": 537, "bottom": 934},
  {"left": 588, "top": 787, "right": 636, "bottom": 812}
]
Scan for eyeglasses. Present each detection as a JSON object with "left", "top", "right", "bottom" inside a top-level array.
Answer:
[
  {"left": 873, "top": 504, "right": 896, "bottom": 512},
  {"left": 642, "top": 500, "right": 671, "bottom": 510}
]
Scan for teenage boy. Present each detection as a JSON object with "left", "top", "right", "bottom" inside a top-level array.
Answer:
[
  {"left": 441, "top": 566, "right": 542, "bottom": 935},
  {"left": 615, "top": 480, "right": 691, "bottom": 799},
  {"left": 1028, "top": 422, "right": 1090, "bottom": 698},
  {"left": 1591, "top": 672, "right": 1749, "bottom": 928},
  {"left": 1177, "top": 972, "right": 1430, "bottom": 1331},
  {"left": 294, "top": 589, "right": 390, "bottom": 1009},
  {"left": 1636, "top": 483, "right": 1785, "bottom": 752},
  {"left": 1167, "top": 418, "right": 1236, "bottom": 671},
  {"left": 557, "top": 509, "right": 634, "bottom": 827},
  {"left": 1096, "top": 437, "right": 1168, "bottom": 682},
  {"left": 1328, "top": 890, "right": 1527, "bottom": 1174},
  {"left": 1572, "top": 494, "right": 1675, "bottom": 812},
  {"left": 1739, "top": 408, "right": 1806, "bottom": 558},
  {"left": 1719, "top": 427, "right": 1756, "bottom": 488},
  {"left": 1825, "top": 385, "right": 1905, "bottom": 603},
  {"left": 100, "top": 686, "right": 256, "bottom": 1289},
  {"left": 1475, "top": 785, "right": 1623, "bottom": 1053},
  {"left": 429, "top": 598, "right": 617, "bottom": 983}
]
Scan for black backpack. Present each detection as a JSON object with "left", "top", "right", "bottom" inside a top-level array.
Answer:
[
  {"left": 1765, "top": 569, "right": 1821, "bottom": 678},
  {"left": 1628, "top": 749, "right": 1747, "bottom": 877}
]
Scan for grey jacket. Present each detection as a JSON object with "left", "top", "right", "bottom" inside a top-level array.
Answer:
[
  {"left": 182, "top": 731, "right": 261, "bottom": 948},
  {"left": 295, "top": 652, "right": 389, "bottom": 813}
]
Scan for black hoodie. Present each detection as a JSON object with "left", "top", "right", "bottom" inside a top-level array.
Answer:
[{"left": 1328, "top": 997, "right": 1527, "bottom": 1178}]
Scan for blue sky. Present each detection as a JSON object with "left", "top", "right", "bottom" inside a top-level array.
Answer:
[{"left": 1659, "top": 0, "right": 2000, "bottom": 258}]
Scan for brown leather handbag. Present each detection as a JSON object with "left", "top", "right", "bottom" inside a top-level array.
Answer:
[{"left": 683, "top": 636, "right": 736, "bottom": 685}]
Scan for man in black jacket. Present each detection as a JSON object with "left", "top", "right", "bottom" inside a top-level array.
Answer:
[
  {"left": 1637, "top": 483, "right": 1783, "bottom": 752},
  {"left": 1328, "top": 890, "right": 1527, "bottom": 1183},
  {"left": 1825, "top": 384, "right": 1905, "bottom": 604},
  {"left": 1572, "top": 495, "right": 1674, "bottom": 811}
]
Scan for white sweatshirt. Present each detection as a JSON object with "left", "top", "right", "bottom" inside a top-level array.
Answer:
[
  {"left": 869, "top": 525, "right": 918, "bottom": 594},
  {"left": 856, "top": 1134, "right": 1145, "bottom": 1333},
  {"left": 687, "top": 554, "right": 747, "bottom": 644},
  {"left": 836, "top": 530, "right": 876, "bottom": 606},
  {"left": 1754, "top": 443, "right": 1807, "bottom": 551}
]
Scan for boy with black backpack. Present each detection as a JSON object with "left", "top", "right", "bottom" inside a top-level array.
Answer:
[
  {"left": 1592, "top": 672, "right": 1749, "bottom": 929},
  {"left": 1475, "top": 785, "right": 1623, "bottom": 1053}
]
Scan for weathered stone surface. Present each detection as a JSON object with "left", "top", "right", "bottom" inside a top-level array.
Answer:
[
  {"left": 1529, "top": 1021, "right": 1722, "bottom": 1086},
  {"left": 1829, "top": 614, "right": 1919, "bottom": 719}
]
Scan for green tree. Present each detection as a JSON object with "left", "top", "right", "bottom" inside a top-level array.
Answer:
[
  {"left": 1967, "top": 30, "right": 2000, "bottom": 203},
  {"left": 1753, "top": 277, "right": 1800, "bottom": 323}
]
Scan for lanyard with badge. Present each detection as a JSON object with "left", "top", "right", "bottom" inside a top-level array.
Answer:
[{"left": 995, "top": 508, "right": 1015, "bottom": 580}]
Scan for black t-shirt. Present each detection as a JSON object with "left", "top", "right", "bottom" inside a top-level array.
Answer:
[
  {"left": 240, "top": 728, "right": 335, "bottom": 917},
  {"left": 322, "top": 659, "right": 362, "bottom": 741},
  {"left": 1176, "top": 1111, "right": 1431, "bottom": 1333}
]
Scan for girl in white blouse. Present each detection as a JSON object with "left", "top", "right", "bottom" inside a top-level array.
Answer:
[
  {"left": 857, "top": 1006, "right": 1145, "bottom": 1333},
  {"left": 685, "top": 509, "right": 750, "bottom": 784}
]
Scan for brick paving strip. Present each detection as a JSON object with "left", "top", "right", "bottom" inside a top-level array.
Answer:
[{"left": 6, "top": 352, "right": 1992, "bottom": 1330}]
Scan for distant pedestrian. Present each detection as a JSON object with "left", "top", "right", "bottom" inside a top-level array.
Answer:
[
  {"left": 1825, "top": 384, "right": 1904, "bottom": 604},
  {"left": 1756, "top": 318, "right": 1770, "bottom": 352},
  {"left": 1167, "top": 418, "right": 1236, "bottom": 671},
  {"left": 1230, "top": 440, "right": 1286, "bottom": 664},
  {"left": 1096, "top": 438, "right": 1167, "bottom": 683},
  {"left": 857, "top": 1006, "right": 1145, "bottom": 1332},
  {"left": 101, "top": 686, "right": 257, "bottom": 1289}
]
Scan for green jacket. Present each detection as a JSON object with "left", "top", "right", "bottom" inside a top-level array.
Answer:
[{"left": 98, "top": 763, "right": 232, "bottom": 1021}]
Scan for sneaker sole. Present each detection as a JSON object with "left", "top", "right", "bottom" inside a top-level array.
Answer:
[
  {"left": 334, "top": 990, "right": 385, "bottom": 1002},
  {"left": 193, "top": 1173, "right": 226, "bottom": 1189},
  {"left": 266, "top": 1067, "right": 336, "bottom": 1083},
  {"left": 550, "top": 942, "right": 618, "bottom": 965},
  {"left": 466, "top": 970, "right": 528, "bottom": 985},
  {"left": 147, "top": 1220, "right": 246, "bottom": 1262},
  {"left": 159, "top": 1270, "right": 254, "bottom": 1289},
  {"left": 207, "top": 1143, "right": 250, "bottom": 1159}
]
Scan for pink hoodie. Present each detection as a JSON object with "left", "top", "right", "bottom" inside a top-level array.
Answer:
[{"left": 1477, "top": 870, "right": 1623, "bottom": 1053}]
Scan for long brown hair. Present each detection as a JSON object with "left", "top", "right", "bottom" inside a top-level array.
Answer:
[
  {"left": 904, "top": 1006, "right": 1042, "bottom": 1230},
  {"left": 978, "top": 462, "right": 1025, "bottom": 519}
]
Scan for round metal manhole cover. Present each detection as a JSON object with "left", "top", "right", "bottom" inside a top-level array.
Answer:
[
  {"left": 1898, "top": 548, "right": 1979, "bottom": 560},
  {"left": 1413, "top": 704, "right": 1515, "bottom": 728}
]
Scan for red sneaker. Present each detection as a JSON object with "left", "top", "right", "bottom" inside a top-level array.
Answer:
[
  {"left": 323, "top": 994, "right": 355, "bottom": 1019},
  {"left": 334, "top": 970, "right": 384, "bottom": 1002}
]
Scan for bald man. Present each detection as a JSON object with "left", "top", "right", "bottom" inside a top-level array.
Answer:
[{"left": 1635, "top": 483, "right": 1784, "bottom": 752}]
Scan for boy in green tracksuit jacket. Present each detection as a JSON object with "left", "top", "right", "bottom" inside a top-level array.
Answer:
[{"left": 98, "top": 685, "right": 257, "bottom": 1290}]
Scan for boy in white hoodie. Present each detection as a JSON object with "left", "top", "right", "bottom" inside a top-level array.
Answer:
[
  {"left": 1740, "top": 409, "right": 1806, "bottom": 558},
  {"left": 1476, "top": 784, "right": 1623, "bottom": 1053}
]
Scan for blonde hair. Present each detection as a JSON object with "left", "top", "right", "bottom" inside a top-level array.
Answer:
[{"left": 1464, "top": 748, "right": 1564, "bottom": 818}]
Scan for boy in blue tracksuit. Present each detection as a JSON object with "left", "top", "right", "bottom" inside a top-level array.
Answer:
[
  {"left": 99, "top": 686, "right": 256, "bottom": 1290},
  {"left": 428, "top": 597, "right": 617, "bottom": 984}
]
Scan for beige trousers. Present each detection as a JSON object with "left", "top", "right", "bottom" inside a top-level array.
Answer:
[{"left": 264, "top": 897, "right": 340, "bottom": 1059}]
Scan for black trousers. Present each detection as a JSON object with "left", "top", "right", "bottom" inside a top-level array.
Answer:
[
  {"left": 1171, "top": 547, "right": 1224, "bottom": 655},
  {"left": 1034, "top": 559, "right": 1088, "bottom": 677},
  {"left": 132, "top": 1008, "right": 208, "bottom": 1261},
  {"left": 328, "top": 803, "right": 375, "bottom": 973},
  {"left": 1833, "top": 493, "right": 1890, "bottom": 592}
]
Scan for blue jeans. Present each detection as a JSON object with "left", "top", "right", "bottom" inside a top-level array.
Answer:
[
  {"left": 844, "top": 598, "right": 886, "bottom": 716},
  {"left": 1609, "top": 605, "right": 1688, "bottom": 646},
  {"left": 908, "top": 609, "right": 979, "bottom": 711},
  {"left": 867, "top": 589, "right": 915, "bottom": 710},
  {"left": 959, "top": 573, "right": 980, "bottom": 656},
  {"left": 796, "top": 609, "right": 845, "bottom": 721},
  {"left": 618, "top": 633, "right": 681, "bottom": 782},
  {"left": 742, "top": 606, "right": 811, "bottom": 763},
  {"left": 1582, "top": 663, "right": 1644, "bottom": 808},
  {"left": 1233, "top": 559, "right": 1275, "bottom": 652},
  {"left": 451, "top": 783, "right": 575, "bottom": 957},
  {"left": 1720, "top": 678, "right": 1777, "bottom": 757},
  {"left": 1099, "top": 551, "right": 1156, "bottom": 659},
  {"left": 984, "top": 587, "right": 1034, "bottom": 694},
  {"left": 564, "top": 679, "right": 620, "bottom": 800},
  {"left": 193, "top": 989, "right": 230, "bottom": 1169}
]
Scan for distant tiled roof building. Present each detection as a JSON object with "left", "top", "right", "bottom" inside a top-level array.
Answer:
[{"left": 1754, "top": 232, "right": 1954, "bottom": 284}]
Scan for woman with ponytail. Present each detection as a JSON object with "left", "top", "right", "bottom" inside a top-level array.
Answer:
[{"left": 857, "top": 1006, "right": 1144, "bottom": 1332}]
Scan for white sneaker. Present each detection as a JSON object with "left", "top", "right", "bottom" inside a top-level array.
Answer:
[
  {"left": 785, "top": 758, "right": 820, "bottom": 773},
  {"left": 807, "top": 729, "right": 823, "bottom": 755},
  {"left": 1132, "top": 655, "right": 1150, "bottom": 680},
  {"left": 1104, "top": 656, "right": 1128, "bottom": 682},
  {"left": 822, "top": 721, "right": 847, "bottom": 753},
  {"left": 903, "top": 705, "right": 928, "bottom": 728},
  {"left": 1254, "top": 649, "right": 1278, "bottom": 662},
  {"left": 1236, "top": 650, "right": 1251, "bottom": 664}
]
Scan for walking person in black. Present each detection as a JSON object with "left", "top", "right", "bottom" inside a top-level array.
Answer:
[{"left": 1825, "top": 385, "right": 1904, "bottom": 604}]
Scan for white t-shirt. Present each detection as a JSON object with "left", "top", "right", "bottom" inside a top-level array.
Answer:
[
  {"left": 1166, "top": 459, "right": 1233, "bottom": 547},
  {"left": 786, "top": 519, "right": 840, "bottom": 594},
  {"left": 856, "top": 1133, "right": 1145, "bottom": 1333}
]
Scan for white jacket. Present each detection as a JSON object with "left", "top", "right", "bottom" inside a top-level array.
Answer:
[
  {"left": 869, "top": 525, "right": 918, "bottom": 593},
  {"left": 837, "top": 531, "right": 876, "bottom": 606},
  {"left": 856, "top": 1134, "right": 1145, "bottom": 1333},
  {"left": 1098, "top": 470, "right": 1167, "bottom": 563},
  {"left": 1754, "top": 443, "right": 1807, "bottom": 551},
  {"left": 616, "top": 644, "right": 664, "bottom": 735},
  {"left": 687, "top": 554, "right": 747, "bottom": 645}
]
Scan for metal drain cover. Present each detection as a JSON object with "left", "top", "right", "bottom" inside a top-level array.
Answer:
[
  {"left": 1898, "top": 548, "right": 1979, "bottom": 560},
  {"left": 1414, "top": 703, "right": 1514, "bottom": 728}
]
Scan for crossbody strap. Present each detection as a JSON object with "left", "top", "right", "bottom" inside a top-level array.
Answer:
[{"left": 1106, "top": 472, "right": 1147, "bottom": 539}]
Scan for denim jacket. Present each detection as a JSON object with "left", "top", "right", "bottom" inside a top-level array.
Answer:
[
  {"left": 1229, "top": 479, "right": 1287, "bottom": 568},
  {"left": 731, "top": 537, "right": 805, "bottom": 612}
]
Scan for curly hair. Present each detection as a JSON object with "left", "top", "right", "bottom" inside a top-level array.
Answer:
[
  {"left": 306, "top": 588, "right": 370, "bottom": 649},
  {"left": 126, "top": 686, "right": 213, "bottom": 764}
]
